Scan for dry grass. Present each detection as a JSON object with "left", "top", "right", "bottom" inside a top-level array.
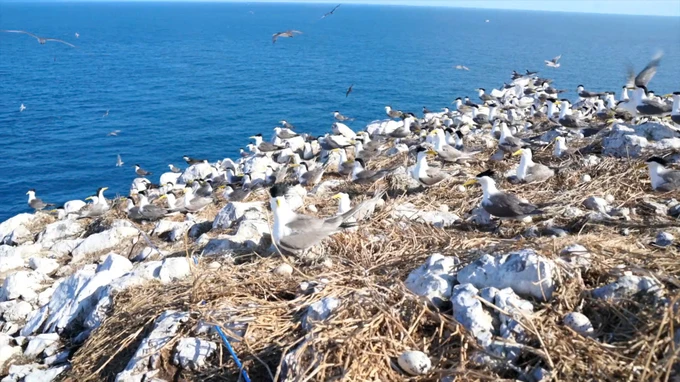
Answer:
[{"left": 62, "top": 152, "right": 680, "bottom": 382}]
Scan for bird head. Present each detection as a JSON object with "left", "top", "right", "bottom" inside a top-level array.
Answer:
[
  {"left": 26, "top": 189, "right": 36, "bottom": 196},
  {"left": 512, "top": 149, "right": 527, "bottom": 157}
]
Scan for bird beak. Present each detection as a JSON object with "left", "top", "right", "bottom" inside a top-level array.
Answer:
[
  {"left": 555, "top": 101, "right": 561, "bottom": 105},
  {"left": 331, "top": 193, "right": 342, "bottom": 200},
  {"left": 511, "top": 150, "right": 523, "bottom": 156},
  {"left": 463, "top": 179, "right": 478, "bottom": 187},
  {"left": 349, "top": 140, "right": 356, "bottom": 144},
  {"left": 426, "top": 149, "right": 438, "bottom": 156},
  {"left": 159, "top": 194, "right": 167, "bottom": 200},
  {"left": 85, "top": 196, "right": 93, "bottom": 201},
  {"left": 289, "top": 163, "right": 299, "bottom": 168},
  {"left": 275, "top": 198, "right": 281, "bottom": 207},
  {"left": 606, "top": 119, "right": 616, "bottom": 124},
  {"left": 102, "top": 187, "right": 109, "bottom": 191}
]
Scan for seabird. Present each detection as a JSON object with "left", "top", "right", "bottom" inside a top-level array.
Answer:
[
  {"left": 477, "top": 88, "right": 495, "bottom": 103},
  {"left": 1, "top": 30, "right": 76, "bottom": 48},
  {"left": 280, "top": 120, "right": 296, "bottom": 130},
  {"left": 107, "top": 130, "right": 121, "bottom": 136},
  {"left": 19, "top": 104, "right": 26, "bottom": 112},
  {"left": 223, "top": 186, "right": 252, "bottom": 202},
  {"left": 250, "top": 133, "right": 284, "bottom": 152},
  {"left": 463, "top": 170, "right": 544, "bottom": 222},
  {"left": 135, "top": 192, "right": 167, "bottom": 222},
  {"left": 274, "top": 127, "right": 298, "bottom": 140},
  {"left": 644, "top": 157, "right": 680, "bottom": 192},
  {"left": 431, "top": 129, "right": 479, "bottom": 163},
  {"left": 194, "top": 180, "right": 213, "bottom": 198},
  {"left": 135, "top": 164, "right": 152, "bottom": 177},
  {"left": 116, "top": 154, "right": 124, "bottom": 167},
  {"left": 126, "top": 197, "right": 144, "bottom": 221},
  {"left": 75, "top": 32, "right": 79, "bottom": 38},
  {"left": 455, "top": 65, "right": 470, "bottom": 71},
  {"left": 182, "top": 186, "right": 213, "bottom": 212},
  {"left": 103, "top": 110, "right": 109, "bottom": 117},
  {"left": 557, "top": 100, "right": 589, "bottom": 130},
  {"left": 351, "top": 158, "right": 391, "bottom": 185},
  {"left": 553, "top": 136, "right": 570, "bottom": 158},
  {"left": 333, "top": 111, "right": 353, "bottom": 122},
  {"left": 332, "top": 189, "right": 386, "bottom": 222},
  {"left": 346, "top": 84, "right": 353, "bottom": 97},
  {"left": 525, "top": 69, "right": 538, "bottom": 76},
  {"left": 498, "top": 122, "right": 526, "bottom": 153},
  {"left": 292, "top": 161, "right": 327, "bottom": 186},
  {"left": 512, "top": 149, "right": 555, "bottom": 183},
  {"left": 78, "top": 187, "right": 110, "bottom": 218},
  {"left": 272, "top": 30, "right": 302, "bottom": 44},
  {"left": 636, "top": 97, "right": 672, "bottom": 116},
  {"left": 331, "top": 148, "right": 352, "bottom": 176},
  {"left": 270, "top": 184, "right": 363, "bottom": 255},
  {"left": 321, "top": 4, "right": 341, "bottom": 18},
  {"left": 544, "top": 55, "right": 561, "bottom": 68},
  {"left": 671, "top": 92, "right": 680, "bottom": 125},
  {"left": 385, "top": 106, "right": 403, "bottom": 119},
  {"left": 411, "top": 147, "right": 450, "bottom": 187},
  {"left": 577, "top": 85, "right": 605, "bottom": 99},
  {"left": 26, "top": 189, "right": 54, "bottom": 211},
  {"left": 634, "top": 52, "right": 662, "bottom": 91},
  {"left": 331, "top": 121, "right": 356, "bottom": 138},
  {"left": 183, "top": 155, "right": 207, "bottom": 165},
  {"left": 169, "top": 164, "right": 182, "bottom": 173}
]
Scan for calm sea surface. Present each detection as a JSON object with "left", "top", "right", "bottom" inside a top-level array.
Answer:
[{"left": 0, "top": 2, "right": 679, "bottom": 221}]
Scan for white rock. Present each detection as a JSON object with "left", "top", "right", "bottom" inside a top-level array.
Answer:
[
  {"left": 158, "top": 258, "right": 191, "bottom": 284},
  {"left": 302, "top": 297, "right": 340, "bottom": 331},
  {"left": 1, "top": 322, "right": 20, "bottom": 336},
  {"left": 0, "top": 213, "right": 36, "bottom": 244},
  {"left": 71, "top": 226, "right": 138, "bottom": 263},
  {"left": 48, "top": 239, "right": 83, "bottom": 259},
  {"left": 391, "top": 203, "right": 460, "bottom": 228},
  {"left": 24, "top": 333, "right": 60, "bottom": 357},
  {"left": 212, "top": 202, "right": 264, "bottom": 230},
  {"left": 23, "top": 364, "right": 70, "bottom": 382},
  {"left": 0, "top": 333, "right": 10, "bottom": 346},
  {"left": 207, "top": 261, "right": 221, "bottom": 270},
  {"left": 273, "top": 263, "right": 293, "bottom": 277},
  {"left": 451, "top": 284, "right": 494, "bottom": 346},
  {"left": 3, "top": 300, "right": 33, "bottom": 322},
  {"left": 404, "top": 254, "right": 458, "bottom": 307},
  {"left": 592, "top": 275, "right": 662, "bottom": 301},
  {"left": 603, "top": 122, "right": 680, "bottom": 157},
  {"left": 397, "top": 350, "right": 431, "bottom": 376},
  {"left": 563, "top": 312, "right": 594, "bottom": 337},
  {"left": 173, "top": 337, "right": 217, "bottom": 370},
  {"left": 307, "top": 205, "right": 318, "bottom": 213},
  {"left": 109, "top": 261, "right": 162, "bottom": 291},
  {"left": 494, "top": 288, "right": 533, "bottom": 346},
  {"left": 583, "top": 196, "right": 609, "bottom": 214},
  {"left": 0, "top": 247, "right": 24, "bottom": 273},
  {"left": 655, "top": 232, "right": 674, "bottom": 247},
  {"left": 581, "top": 174, "right": 592, "bottom": 182},
  {"left": 604, "top": 194, "right": 615, "bottom": 204},
  {"left": 96, "top": 253, "right": 133, "bottom": 274},
  {"left": 0, "top": 271, "right": 45, "bottom": 302},
  {"left": 37, "top": 286, "right": 56, "bottom": 308},
  {"left": 0, "top": 345, "right": 21, "bottom": 370},
  {"left": 456, "top": 249, "right": 557, "bottom": 302},
  {"left": 178, "top": 163, "right": 214, "bottom": 184},
  {"left": 286, "top": 185, "right": 307, "bottom": 211},
  {"left": 43, "top": 350, "right": 69, "bottom": 366},
  {"left": 6, "top": 225, "right": 33, "bottom": 246},
  {"left": 116, "top": 311, "right": 189, "bottom": 382},
  {"left": 159, "top": 172, "right": 181, "bottom": 187},
  {"left": 132, "top": 246, "right": 161, "bottom": 262},
  {"left": 38, "top": 220, "right": 84, "bottom": 247},
  {"left": 29, "top": 257, "right": 59, "bottom": 276}
]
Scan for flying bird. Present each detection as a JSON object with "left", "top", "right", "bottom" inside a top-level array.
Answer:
[
  {"left": 272, "top": 30, "right": 302, "bottom": 44},
  {"left": 103, "top": 110, "right": 109, "bottom": 117},
  {"left": 1, "top": 30, "right": 76, "bottom": 48},
  {"left": 75, "top": 32, "right": 79, "bottom": 38},
  {"left": 116, "top": 154, "right": 124, "bottom": 167},
  {"left": 455, "top": 65, "right": 470, "bottom": 71},
  {"left": 545, "top": 54, "right": 561, "bottom": 68},
  {"left": 346, "top": 84, "right": 354, "bottom": 97},
  {"left": 107, "top": 130, "right": 121, "bottom": 136},
  {"left": 19, "top": 104, "right": 26, "bottom": 112},
  {"left": 321, "top": 4, "right": 341, "bottom": 19}
]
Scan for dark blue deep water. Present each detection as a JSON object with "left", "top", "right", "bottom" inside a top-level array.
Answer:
[{"left": 0, "top": 2, "right": 679, "bottom": 221}]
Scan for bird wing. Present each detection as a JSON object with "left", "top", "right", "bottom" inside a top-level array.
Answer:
[
  {"left": 290, "top": 30, "right": 303, "bottom": 35},
  {"left": 624, "top": 64, "right": 635, "bottom": 88},
  {"left": 420, "top": 169, "right": 448, "bottom": 186},
  {"left": 659, "top": 170, "right": 680, "bottom": 191},
  {"left": 354, "top": 170, "right": 388, "bottom": 184},
  {"left": 486, "top": 193, "right": 541, "bottom": 217},
  {"left": 525, "top": 163, "right": 555, "bottom": 183},
  {"left": 1, "top": 30, "right": 40, "bottom": 40},
  {"left": 278, "top": 229, "right": 338, "bottom": 253},
  {"left": 635, "top": 53, "right": 662, "bottom": 88},
  {"left": 552, "top": 55, "right": 561, "bottom": 63},
  {"left": 346, "top": 84, "right": 353, "bottom": 97},
  {"left": 44, "top": 38, "right": 76, "bottom": 48},
  {"left": 272, "top": 33, "right": 281, "bottom": 43},
  {"left": 285, "top": 214, "right": 327, "bottom": 233},
  {"left": 141, "top": 205, "right": 167, "bottom": 219}
]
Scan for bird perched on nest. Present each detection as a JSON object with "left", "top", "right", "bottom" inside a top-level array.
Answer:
[
  {"left": 26, "top": 189, "right": 55, "bottom": 211},
  {"left": 464, "top": 170, "right": 544, "bottom": 228},
  {"left": 270, "top": 184, "right": 365, "bottom": 256},
  {"left": 411, "top": 147, "right": 453, "bottom": 187},
  {"left": 643, "top": 157, "right": 680, "bottom": 192},
  {"left": 512, "top": 148, "right": 555, "bottom": 183}
]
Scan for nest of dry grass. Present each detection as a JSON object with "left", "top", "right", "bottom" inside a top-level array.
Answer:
[{"left": 63, "top": 151, "right": 679, "bottom": 382}]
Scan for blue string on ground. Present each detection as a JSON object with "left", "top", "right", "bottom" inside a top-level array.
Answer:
[{"left": 214, "top": 325, "right": 251, "bottom": 382}]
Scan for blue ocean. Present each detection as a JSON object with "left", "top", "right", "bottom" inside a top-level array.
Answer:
[{"left": 0, "top": 2, "right": 678, "bottom": 221}]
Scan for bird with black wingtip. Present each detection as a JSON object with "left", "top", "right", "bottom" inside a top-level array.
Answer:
[
  {"left": 642, "top": 157, "right": 680, "bottom": 192},
  {"left": 464, "top": 170, "right": 544, "bottom": 230},
  {"left": 26, "top": 189, "right": 55, "bottom": 212}
]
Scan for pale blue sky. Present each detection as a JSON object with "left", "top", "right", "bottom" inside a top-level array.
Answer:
[{"left": 20, "top": 0, "right": 680, "bottom": 16}]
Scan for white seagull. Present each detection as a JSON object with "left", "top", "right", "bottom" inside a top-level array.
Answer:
[{"left": 19, "top": 103, "right": 26, "bottom": 112}]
